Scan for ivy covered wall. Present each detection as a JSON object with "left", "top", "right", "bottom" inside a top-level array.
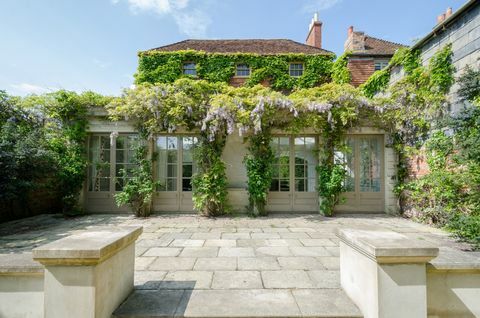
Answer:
[{"left": 135, "top": 50, "right": 336, "bottom": 91}]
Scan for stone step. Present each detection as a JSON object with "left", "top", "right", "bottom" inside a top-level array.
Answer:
[{"left": 113, "top": 288, "right": 362, "bottom": 318}]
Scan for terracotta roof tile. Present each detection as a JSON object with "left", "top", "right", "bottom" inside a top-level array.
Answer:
[
  {"left": 147, "top": 39, "right": 333, "bottom": 55},
  {"left": 353, "top": 34, "right": 406, "bottom": 56}
]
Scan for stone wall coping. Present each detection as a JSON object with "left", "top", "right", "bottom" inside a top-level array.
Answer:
[
  {"left": 427, "top": 247, "right": 480, "bottom": 272},
  {"left": 0, "top": 253, "right": 44, "bottom": 275},
  {"left": 32, "top": 226, "right": 142, "bottom": 266},
  {"left": 336, "top": 228, "right": 439, "bottom": 264}
]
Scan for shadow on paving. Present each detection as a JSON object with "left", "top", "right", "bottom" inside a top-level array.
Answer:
[{"left": 114, "top": 281, "right": 195, "bottom": 317}]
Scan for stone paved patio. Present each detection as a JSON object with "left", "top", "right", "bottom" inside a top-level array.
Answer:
[{"left": 0, "top": 213, "right": 477, "bottom": 317}]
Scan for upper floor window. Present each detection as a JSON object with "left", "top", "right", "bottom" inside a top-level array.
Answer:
[
  {"left": 289, "top": 63, "right": 304, "bottom": 77},
  {"left": 236, "top": 63, "right": 250, "bottom": 77},
  {"left": 183, "top": 62, "right": 197, "bottom": 76},
  {"left": 374, "top": 60, "right": 389, "bottom": 71}
]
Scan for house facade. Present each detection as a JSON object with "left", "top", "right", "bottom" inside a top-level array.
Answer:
[
  {"left": 344, "top": 26, "right": 405, "bottom": 87},
  {"left": 401, "top": 0, "right": 479, "bottom": 114},
  {"left": 82, "top": 15, "right": 399, "bottom": 215}
]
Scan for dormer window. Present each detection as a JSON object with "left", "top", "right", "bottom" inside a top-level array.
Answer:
[
  {"left": 289, "top": 63, "right": 304, "bottom": 77},
  {"left": 374, "top": 60, "right": 389, "bottom": 71},
  {"left": 236, "top": 64, "right": 250, "bottom": 77},
  {"left": 183, "top": 62, "right": 197, "bottom": 76}
]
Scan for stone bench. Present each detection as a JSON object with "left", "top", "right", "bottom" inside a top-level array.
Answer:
[
  {"left": 427, "top": 247, "right": 480, "bottom": 317},
  {"left": 0, "top": 253, "right": 44, "bottom": 318},
  {"left": 337, "top": 228, "right": 439, "bottom": 318},
  {"left": 33, "top": 226, "right": 142, "bottom": 318}
]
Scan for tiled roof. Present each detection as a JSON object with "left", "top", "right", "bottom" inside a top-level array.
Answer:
[
  {"left": 147, "top": 39, "right": 333, "bottom": 55},
  {"left": 354, "top": 34, "right": 406, "bottom": 56}
]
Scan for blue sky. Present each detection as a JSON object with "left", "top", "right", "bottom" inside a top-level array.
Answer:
[{"left": 0, "top": 0, "right": 466, "bottom": 96}]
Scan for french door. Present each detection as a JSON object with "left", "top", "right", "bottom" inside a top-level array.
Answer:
[
  {"left": 153, "top": 135, "right": 198, "bottom": 212},
  {"left": 266, "top": 136, "right": 318, "bottom": 212},
  {"left": 335, "top": 135, "right": 384, "bottom": 213}
]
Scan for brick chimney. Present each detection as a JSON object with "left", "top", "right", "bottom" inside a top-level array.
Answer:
[
  {"left": 306, "top": 13, "right": 322, "bottom": 48},
  {"left": 344, "top": 26, "right": 366, "bottom": 52}
]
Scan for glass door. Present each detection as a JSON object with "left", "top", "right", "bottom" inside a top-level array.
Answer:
[
  {"left": 267, "top": 136, "right": 318, "bottom": 212},
  {"left": 336, "top": 135, "right": 384, "bottom": 213}
]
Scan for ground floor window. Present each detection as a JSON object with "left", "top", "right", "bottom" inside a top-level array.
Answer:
[
  {"left": 270, "top": 136, "right": 317, "bottom": 193},
  {"left": 115, "top": 134, "right": 139, "bottom": 191},
  {"left": 88, "top": 135, "right": 111, "bottom": 192},
  {"left": 336, "top": 135, "right": 382, "bottom": 193},
  {"left": 156, "top": 135, "right": 198, "bottom": 192}
]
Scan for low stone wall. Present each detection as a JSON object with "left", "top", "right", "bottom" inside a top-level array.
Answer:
[
  {"left": 0, "top": 253, "right": 44, "bottom": 318},
  {"left": 427, "top": 247, "right": 480, "bottom": 318},
  {"left": 337, "top": 228, "right": 480, "bottom": 318},
  {"left": 0, "top": 226, "right": 142, "bottom": 318}
]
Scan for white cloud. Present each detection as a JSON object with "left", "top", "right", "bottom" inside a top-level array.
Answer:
[
  {"left": 10, "top": 83, "right": 50, "bottom": 95},
  {"left": 173, "top": 9, "right": 211, "bottom": 38},
  {"left": 113, "top": 0, "right": 210, "bottom": 38},
  {"left": 303, "top": 0, "right": 342, "bottom": 13}
]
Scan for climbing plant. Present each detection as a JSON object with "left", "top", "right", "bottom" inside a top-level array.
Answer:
[
  {"left": 135, "top": 50, "right": 334, "bottom": 91},
  {"left": 331, "top": 51, "right": 351, "bottom": 84}
]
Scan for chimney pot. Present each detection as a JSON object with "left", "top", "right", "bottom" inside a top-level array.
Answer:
[
  {"left": 348, "top": 26, "right": 354, "bottom": 36},
  {"left": 437, "top": 13, "right": 446, "bottom": 24},
  {"left": 446, "top": 7, "right": 453, "bottom": 18}
]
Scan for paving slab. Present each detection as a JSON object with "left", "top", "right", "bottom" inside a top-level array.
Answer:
[
  {"left": 113, "top": 289, "right": 185, "bottom": 317},
  {"left": 203, "top": 239, "right": 236, "bottom": 247},
  {"left": 278, "top": 256, "right": 324, "bottom": 270},
  {"left": 177, "top": 289, "right": 302, "bottom": 317},
  {"left": 292, "top": 289, "right": 362, "bottom": 317},
  {"left": 290, "top": 246, "right": 331, "bottom": 257},
  {"left": 179, "top": 247, "right": 218, "bottom": 258},
  {"left": 262, "top": 270, "right": 315, "bottom": 289},
  {"left": 194, "top": 257, "right": 237, "bottom": 271},
  {"left": 307, "top": 270, "right": 340, "bottom": 288},
  {"left": 218, "top": 247, "right": 255, "bottom": 257},
  {"left": 160, "top": 271, "right": 213, "bottom": 289},
  {"left": 149, "top": 257, "right": 197, "bottom": 271},
  {"left": 144, "top": 247, "right": 182, "bottom": 257},
  {"left": 237, "top": 257, "right": 280, "bottom": 270},
  {"left": 256, "top": 246, "right": 292, "bottom": 256},
  {"left": 211, "top": 270, "right": 263, "bottom": 289},
  {"left": 134, "top": 270, "right": 167, "bottom": 289}
]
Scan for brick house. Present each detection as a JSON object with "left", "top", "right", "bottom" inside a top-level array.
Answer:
[
  {"left": 83, "top": 15, "right": 398, "bottom": 215},
  {"left": 344, "top": 27, "right": 405, "bottom": 86}
]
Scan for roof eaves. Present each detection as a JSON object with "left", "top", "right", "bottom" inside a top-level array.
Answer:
[{"left": 411, "top": 0, "right": 478, "bottom": 50}]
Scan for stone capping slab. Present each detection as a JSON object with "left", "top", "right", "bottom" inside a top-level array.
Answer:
[
  {"left": 427, "top": 247, "right": 480, "bottom": 272},
  {"left": 0, "top": 253, "right": 44, "bottom": 275},
  {"left": 32, "top": 226, "right": 142, "bottom": 266},
  {"left": 336, "top": 228, "right": 439, "bottom": 264}
]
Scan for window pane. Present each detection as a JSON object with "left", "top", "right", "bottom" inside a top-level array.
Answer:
[
  {"left": 295, "top": 179, "right": 305, "bottom": 192},
  {"left": 359, "top": 137, "right": 381, "bottom": 192},
  {"left": 88, "top": 135, "right": 111, "bottom": 192},
  {"left": 156, "top": 136, "right": 177, "bottom": 192},
  {"left": 280, "top": 179, "right": 290, "bottom": 191}
]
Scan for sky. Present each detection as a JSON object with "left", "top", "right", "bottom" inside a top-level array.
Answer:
[{"left": 0, "top": 0, "right": 467, "bottom": 97}]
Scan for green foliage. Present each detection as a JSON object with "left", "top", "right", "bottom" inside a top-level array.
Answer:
[
  {"left": 457, "top": 66, "right": 480, "bottom": 102},
  {"left": 446, "top": 214, "right": 480, "bottom": 248},
  {"left": 115, "top": 141, "right": 157, "bottom": 217},
  {"left": 192, "top": 134, "right": 229, "bottom": 216},
  {"left": 428, "top": 44, "right": 455, "bottom": 94},
  {"left": 361, "top": 69, "right": 390, "bottom": 98},
  {"left": 135, "top": 50, "right": 334, "bottom": 91},
  {"left": 317, "top": 164, "right": 346, "bottom": 216},
  {"left": 0, "top": 91, "right": 53, "bottom": 209},
  {"left": 331, "top": 51, "right": 351, "bottom": 84},
  {"left": 360, "top": 47, "right": 423, "bottom": 98},
  {"left": 400, "top": 65, "right": 480, "bottom": 247},
  {"left": 244, "top": 134, "right": 274, "bottom": 217}
]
